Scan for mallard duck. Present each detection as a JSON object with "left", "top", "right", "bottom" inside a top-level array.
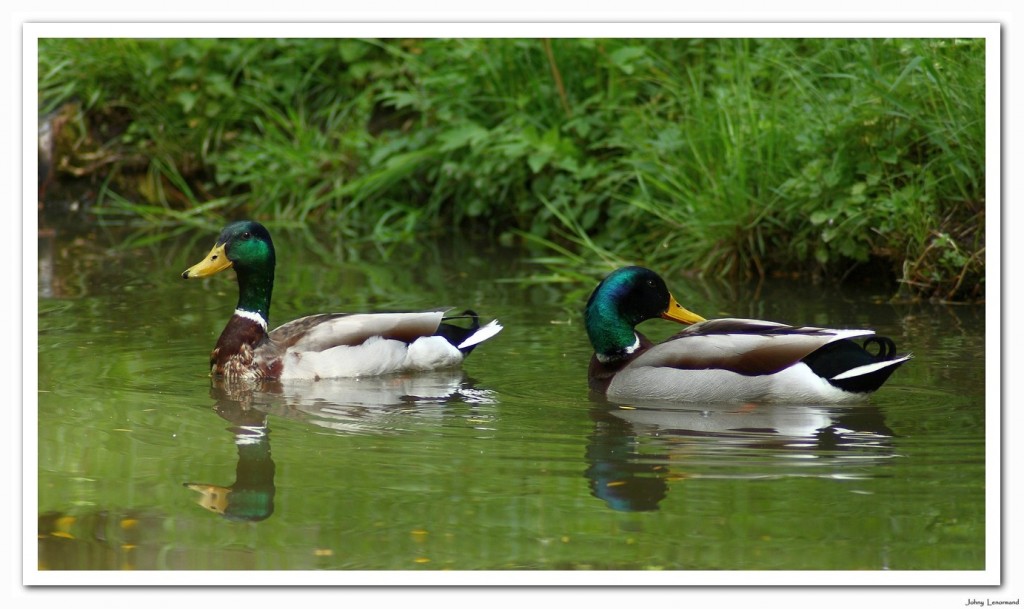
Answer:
[
  {"left": 182, "top": 220, "right": 502, "bottom": 381},
  {"left": 585, "top": 266, "right": 911, "bottom": 403}
]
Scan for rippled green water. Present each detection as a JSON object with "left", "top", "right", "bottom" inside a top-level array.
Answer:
[{"left": 35, "top": 225, "right": 987, "bottom": 574}]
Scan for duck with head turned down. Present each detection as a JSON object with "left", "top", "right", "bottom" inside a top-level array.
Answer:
[
  {"left": 182, "top": 220, "right": 502, "bottom": 381},
  {"left": 584, "top": 266, "right": 910, "bottom": 403}
]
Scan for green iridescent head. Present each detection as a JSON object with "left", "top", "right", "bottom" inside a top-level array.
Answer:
[
  {"left": 584, "top": 266, "right": 705, "bottom": 360},
  {"left": 182, "top": 220, "right": 277, "bottom": 322}
]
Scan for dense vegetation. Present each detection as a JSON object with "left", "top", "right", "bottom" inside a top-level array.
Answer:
[{"left": 38, "top": 38, "right": 986, "bottom": 301}]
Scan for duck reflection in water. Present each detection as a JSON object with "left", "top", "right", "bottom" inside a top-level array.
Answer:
[
  {"left": 184, "top": 371, "right": 496, "bottom": 521},
  {"left": 184, "top": 391, "right": 276, "bottom": 522},
  {"left": 223, "top": 369, "right": 494, "bottom": 435},
  {"left": 586, "top": 407, "right": 671, "bottom": 512},
  {"left": 585, "top": 401, "right": 895, "bottom": 512}
]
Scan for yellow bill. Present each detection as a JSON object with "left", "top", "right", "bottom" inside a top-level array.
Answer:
[
  {"left": 661, "top": 294, "right": 706, "bottom": 325},
  {"left": 184, "top": 483, "right": 231, "bottom": 515},
  {"left": 182, "top": 243, "right": 232, "bottom": 279}
]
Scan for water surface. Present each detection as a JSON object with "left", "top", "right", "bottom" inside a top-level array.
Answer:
[{"left": 35, "top": 225, "right": 986, "bottom": 573}]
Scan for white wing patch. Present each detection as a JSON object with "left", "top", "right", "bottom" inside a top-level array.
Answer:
[{"left": 279, "top": 335, "right": 464, "bottom": 380}]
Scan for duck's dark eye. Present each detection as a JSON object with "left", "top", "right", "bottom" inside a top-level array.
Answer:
[
  {"left": 241, "top": 231, "right": 251, "bottom": 240},
  {"left": 646, "top": 279, "right": 656, "bottom": 289}
]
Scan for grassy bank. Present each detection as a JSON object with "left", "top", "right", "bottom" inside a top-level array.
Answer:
[{"left": 38, "top": 38, "right": 986, "bottom": 301}]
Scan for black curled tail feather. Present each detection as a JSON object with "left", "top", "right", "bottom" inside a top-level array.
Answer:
[
  {"left": 862, "top": 336, "right": 897, "bottom": 360},
  {"left": 802, "top": 334, "right": 909, "bottom": 394},
  {"left": 436, "top": 310, "right": 482, "bottom": 354}
]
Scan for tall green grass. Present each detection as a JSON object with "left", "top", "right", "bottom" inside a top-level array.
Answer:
[{"left": 38, "top": 38, "right": 986, "bottom": 300}]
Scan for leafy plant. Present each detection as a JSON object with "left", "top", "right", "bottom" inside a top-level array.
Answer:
[{"left": 37, "top": 37, "right": 986, "bottom": 301}]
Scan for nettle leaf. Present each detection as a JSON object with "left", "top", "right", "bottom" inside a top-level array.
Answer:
[
  {"left": 567, "top": 116, "right": 592, "bottom": 138},
  {"left": 140, "top": 52, "right": 165, "bottom": 77},
  {"left": 175, "top": 90, "right": 198, "bottom": 113},
  {"left": 823, "top": 167, "right": 841, "bottom": 188},
  {"left": 527, "top": 150, "right": 551, "bottom": 174},
  {"left": 169, "top": 65, "right": 196, "bottom": 80},
  {"left": 815, "top": 245, "right": 830, "bottom": 265},
  {"left": 839, "top": 238, "right": 869, "bottom": 261},
  {"left": 204, "top": 73, "right": 234, "bottom": 98},
  {"left": 438, "top": 122, "right": 489, "bottom": 152},
  {"left": 809, "top": 210, "right": 832, "bottom": 226},
  {"left": 526, "top": 127, "right": 566, "bottom": 173},
  {"left": 381, "top": 91, "right": 421, "bottom": 111},
  {"left": 554, "top": 155, "right": 579, "bottom": 174},
  {"left": 878, "top": 148, "right": 900, "bottom": 164},
  {"left": 338, "top": 39, "right": 371, "bottom": 62},
  {"left": 204, "top": 100, "right": 222, "bottom": 118},
  {"left": 608, "top": 45, "right": 647, "bottom": 74},
  {"left": 466, "top": 198, "right": 486, "bottom": 217}
]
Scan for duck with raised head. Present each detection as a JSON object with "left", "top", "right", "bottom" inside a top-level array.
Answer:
[
  {"left": 584, "top": 266, "right": 910, "bottom": 403},
  {"left": 182, "top": 220, "right": 502, "bottom": 381}
]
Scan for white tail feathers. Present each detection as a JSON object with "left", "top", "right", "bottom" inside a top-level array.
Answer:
[
  {"left": 831, "top": 354, "right": 913, "bottom": 381},
  {"left": 458, "top": 320, "right": 504, "bottom": 350}
]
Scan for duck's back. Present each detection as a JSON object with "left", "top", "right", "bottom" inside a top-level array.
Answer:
[{"left": 269, "top": 310, "right": 447, "bottom": 351}]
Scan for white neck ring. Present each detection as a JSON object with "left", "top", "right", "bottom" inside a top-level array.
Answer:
[{"left": 234, "top": 308, "right": 268, "bottom": 331}]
